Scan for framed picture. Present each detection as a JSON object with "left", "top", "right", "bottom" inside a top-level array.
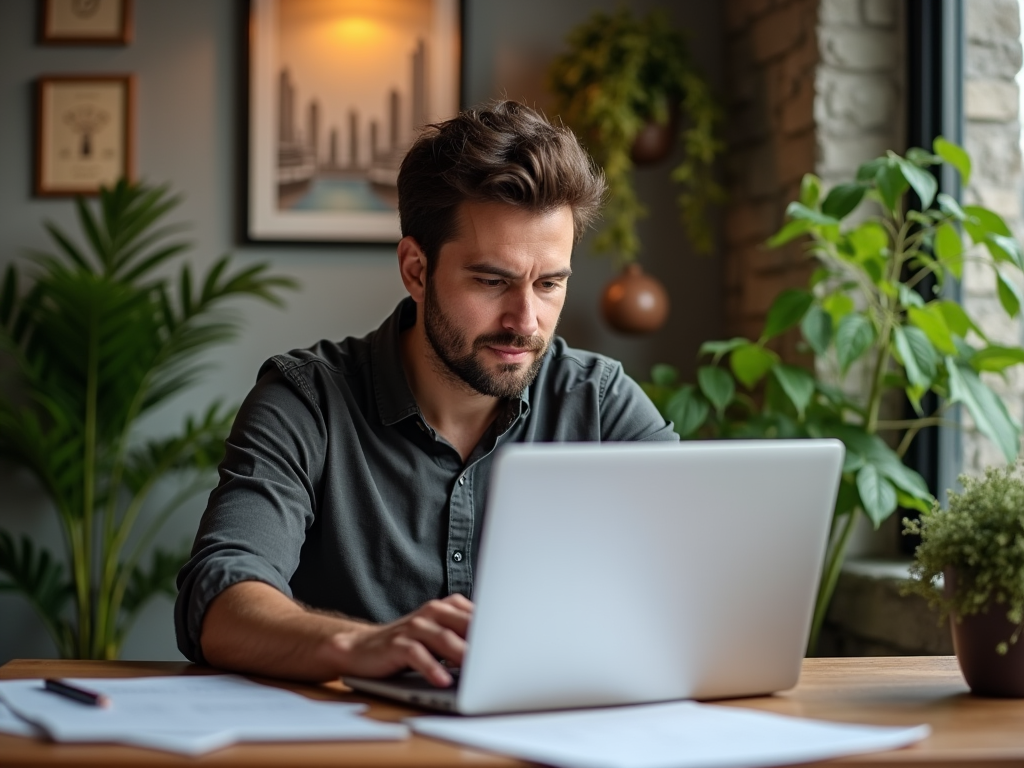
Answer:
[
  {"left": 35, "top": 75, "right": 135, "bottom": 197},
  {"left": 39, "top": 0, "right": 133, "bottom": 45},
  {"left": 245, "top": 0, "right": 463, "bottom": 244}
]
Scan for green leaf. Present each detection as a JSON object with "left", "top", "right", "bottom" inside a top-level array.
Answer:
[
  {"left": 898, "top": 283, "right": 925, "bottom": 309},
  {"left": 895, "top": 156, "right": 938, "bottom": 209},
  {"left": 816, "top": 423, "right": 932, "bottom": 502},
  {"left": 937, "top": 193, "right": 967, "bottom": 221},
  {"left": 856, "top": 157, "right": 888, "bottom": 183},
  {"left": 767, "top": 219, "right": 814, "bottom": 248},
  {"left": 893, "top": 325, "right": 937, "bottom": 389},
  {"left": 874, "top": 162, "right": 909, "bottom": 212},
  {"left": 933, "top": 222, "right": 964, "bottom": 279},
  {"left": 800, "top": 304, "right": 832, "bottom": 356},
  {"left": 800, "top": 173, "right": 822, "bottom": 208},
  {"left": 699, "top": 337, "right": 749, "bottom": 363},
  {"left": 697, "top": 366, "right": 735, "bottom": 416},
  {"left": 987, "top": 233, "right": 1024, "bottom": 271},
  {"left": 730, "top": 343, "right": 780, "bottom": 389},
  {"left": 835, "top": 313, "right": 876, "bottom": 372},
  {"left": 997, "top": 271, "right": 1023, "bottom": 318},
  {"left": 907, "top": 306, "right": 957, "bottom": 355},
  {"left": 934, "top": 136, "right": 972, "bottom": 186},
  {"left": 964, "top": 205, "right": 1012, "bottom": 242},
  {"left": 821, "top": 184, "right": 868, "bottom": 219},
  {"left": 906, "top": 147, "right": 942, "bottom": 166},
  {"left": 785, "top": 201, "right": 839, "bottom": 226},
  {"left": 650, "top": 363, "right": 678, "bottom": 387},
  {"left": 822, "top": 293, "right": 855, "bottom": 325},
  {"left": 934, "top": 299, "right": 984, "bottom": 341},
  {"left": 857, "top": 464, "right": 898, "bottom": 527},
  {"left": 762, "top": 289, "right": 814, "bottom": 341},
  {"left": 772, "top": 364, "right": 815, "bottom": 419},
  {"left": 948, "top": 359, "right": 1021, "bottom": 462},
  {"left": 664, "top": 385, "right": 710, "bottom": 438},
  {"left": 896, "top": 488, "right": 934, "bottom": 515},
  {"left": 970, "top": 345, "right": 1024, "bottom": 373}
]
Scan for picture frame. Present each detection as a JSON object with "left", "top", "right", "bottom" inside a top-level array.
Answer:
[
  {"left": 245, "top": 0, "right": 463, "bottom": 245},
  {"left": 39, "top": 0, "right": 133, "bottom": 45},
  {"left": 35, "top": 75, "right": 135, "bottom": 197}
]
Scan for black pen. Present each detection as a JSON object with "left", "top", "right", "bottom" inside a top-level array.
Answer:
[{"left": 44, "top": 679, "right": 111, "bottom": 708}]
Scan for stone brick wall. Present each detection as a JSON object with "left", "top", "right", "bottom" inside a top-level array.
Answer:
[
  {"left": 961, "top": 0, "right": 1024, "bottom": 474},
  {"left": 723, "top": 0, "right": 819, "bottom": 352},
  {"left": 722, "top": 0, "right": 904, "bottom": 359}
]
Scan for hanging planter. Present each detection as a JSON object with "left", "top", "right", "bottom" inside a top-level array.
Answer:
[
  {"left": 600, "top": 263, "right": 670, "bottom": 334},
  {"left": 548, "top": 10, "right": 724, "bottom": 334}
]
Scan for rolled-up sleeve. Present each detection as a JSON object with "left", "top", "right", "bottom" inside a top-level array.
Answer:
[
  {"left": 174, "top": 363, "right": 326, "bottom": 662},
  {"left": 598, "top": 361, "right": 679, "bottom": 442}
]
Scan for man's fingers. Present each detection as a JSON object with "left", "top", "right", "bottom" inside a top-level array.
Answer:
[
  {"left": 443, "top": 593, "right": 475, "bottom": 612},
  {"left": 397, "top": 637, "right": 453, "bottom": 687},
  {"left": 405, "top": 616, "right": 466, "bottom": 666},
  {"left": 419, "top": 599, "right": 472, "bottom": 637}
]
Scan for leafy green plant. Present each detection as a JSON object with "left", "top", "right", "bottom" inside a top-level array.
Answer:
[
  {"left": 643, "top": 139, "right": 1024, "bottom": 653},
  {"left": 0, "top": 180, "right": 297, "bottom": 659},
  {"left": 548, "top": 8, "right": 724, "bottom": 260},
  {"left": 903, "top": 463, "right": 1024, "bottom": 654}
]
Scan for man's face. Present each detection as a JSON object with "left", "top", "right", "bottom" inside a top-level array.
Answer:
[{"left": 422, "top": 201, "right": 574, "bottom": 399}]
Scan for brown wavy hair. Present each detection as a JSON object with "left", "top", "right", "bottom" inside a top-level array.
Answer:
[{"left": 397, "top": 100, "right": 605, "bottom": 272}]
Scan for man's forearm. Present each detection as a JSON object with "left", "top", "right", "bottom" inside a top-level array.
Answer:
[{"left": 200, "top": 580, "right": 368, "bottom": 681}]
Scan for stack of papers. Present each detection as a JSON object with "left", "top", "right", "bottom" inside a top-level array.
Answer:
[
  {"left": 0, "top": 675, "right": 408, "bottom": 756},
  {"left": 408, "top": 700, "right": 930, "bottom": 768}
]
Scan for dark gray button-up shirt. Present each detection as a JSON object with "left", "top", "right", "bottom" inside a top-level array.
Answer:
[{"left": 175, "top": 298, "right": 677, "bottom": 662}]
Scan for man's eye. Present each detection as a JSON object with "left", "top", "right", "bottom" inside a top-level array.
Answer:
[
  {"left": 476, "top": 278, "right": 503, "bottom": 287},
  {"left": 539, "top": 281, "right": 562, "bottom": 291}
]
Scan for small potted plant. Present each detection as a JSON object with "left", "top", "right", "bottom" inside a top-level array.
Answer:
[
  {"left": 548, "top": 9, "right": 723, "bottom": 334},
  {"left": 903, "top": 463, "right": 1024, "bottom": 696}
]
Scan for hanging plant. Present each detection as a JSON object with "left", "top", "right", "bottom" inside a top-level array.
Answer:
[{"left": 548, "top": 9, "right": 725, "bottom": 262}]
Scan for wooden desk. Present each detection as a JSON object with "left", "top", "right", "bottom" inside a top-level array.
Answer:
[{"left": 0, "top": 656, "right": 1018, "bottom": 767}]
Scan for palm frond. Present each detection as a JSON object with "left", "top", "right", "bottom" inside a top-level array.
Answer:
[{"left": 0, "top": 530, "right": 75, "bottom": 655}]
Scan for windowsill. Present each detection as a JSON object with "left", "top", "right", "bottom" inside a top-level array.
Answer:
[{"left": 817, "top": 557, "right": 954, "bottom": 657}]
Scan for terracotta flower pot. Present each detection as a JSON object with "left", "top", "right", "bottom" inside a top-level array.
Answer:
[
  {"left": 600, "top": 263, "right": 669, "bottom": 335},
  {"left": 945, "top": 568, "right": 1024, "bottom": 697}
]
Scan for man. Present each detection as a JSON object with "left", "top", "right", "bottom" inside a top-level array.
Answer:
[{"left": 174, "top": 101, "right": 677, "bottom": 687}]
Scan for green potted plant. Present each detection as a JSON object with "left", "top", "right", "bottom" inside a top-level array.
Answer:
[
  {"left": 0, "top": 179, "right": 297, "bottom": 659},
  {"left": 548, "top": 9, "right": 724, "bottom": 333},
  {"left": 903, "top": 464, "right": 1024, "bottom": 697},
  {"left": 642, "top": 139, "right": 1024, "bottom": 653}
]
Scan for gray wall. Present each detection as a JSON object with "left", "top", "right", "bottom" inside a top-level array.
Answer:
[{"left": 0, "top": 0, "right": 723, "bottom": 662}]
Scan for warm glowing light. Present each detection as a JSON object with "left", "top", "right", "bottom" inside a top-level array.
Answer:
[{"left": 330, "top": 17, "right": 384, "bottom": 45}]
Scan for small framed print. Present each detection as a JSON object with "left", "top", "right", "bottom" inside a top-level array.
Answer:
[
  {"left": 40, "top": 0, "right": 133, "bottom": 45},
  {"left": 245, "top": 0, "right": 463, "bottom": 244},
  {"left": 35, "top": 75, "right": 135, "bottom": 197}
]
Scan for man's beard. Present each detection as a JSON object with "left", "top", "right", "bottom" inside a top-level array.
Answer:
[{"left": 423, "top": 279, "right": 549, "bottom": 399}]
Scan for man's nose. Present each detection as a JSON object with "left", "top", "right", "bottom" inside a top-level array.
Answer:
[{"left": 502, "top": 287, "right": 539, "bottom": 337}]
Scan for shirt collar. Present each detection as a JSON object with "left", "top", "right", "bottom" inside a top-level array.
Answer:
[
  {"left": 370, "top": 296, "right": 533, "bottom": 429},
  {"left": 371, "top": 297, "right": 421, "bottom": 427}
]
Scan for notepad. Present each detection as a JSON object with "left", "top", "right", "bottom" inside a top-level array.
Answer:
[
  {"left": 0, "top": 675, "right": 408, "bottom": 756},
  {"left": 408, "top": 700, "right": 930, "bottom": 768}
]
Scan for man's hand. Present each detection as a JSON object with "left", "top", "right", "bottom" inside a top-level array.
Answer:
[
  {"left": 327, "top": 594, "right": 473, "bottom": 687},
  {"left": 200, "top": 581, "right": 473, "bottom": 685}
]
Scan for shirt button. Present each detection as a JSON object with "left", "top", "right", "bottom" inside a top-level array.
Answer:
[
  {"left": 458, "top": 475, "right": 465, "bottom": 486},
  {"left": 452, "top": 551, "right": 463, "bottom": 562}
]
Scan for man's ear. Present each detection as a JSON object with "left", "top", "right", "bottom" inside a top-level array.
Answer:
[{"left": 397, "top": 236, "right": 428, "bottom": 303}]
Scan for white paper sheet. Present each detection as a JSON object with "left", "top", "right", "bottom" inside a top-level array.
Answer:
[
  {"left": 0, "top": 675, "right": 408, "bottom": 756},
  {"left": 408, "top": 700, "right": 930, "bottom": 768},
  {"left": 0, "top": 699, "right": 43, "bottom": 739}
]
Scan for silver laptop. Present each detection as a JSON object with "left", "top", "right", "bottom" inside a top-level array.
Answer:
[{"left": 343, "top": 439, "right": 844, "bottom": 715}]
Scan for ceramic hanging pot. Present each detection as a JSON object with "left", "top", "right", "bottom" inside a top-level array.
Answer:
[
  {"left": 600, "top": 262, "right": 669, "bottom": 335},
  {"left": 630, "top": 119, "right": 676, "bottom": 165}
]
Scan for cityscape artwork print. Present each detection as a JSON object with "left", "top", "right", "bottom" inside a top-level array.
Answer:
[{"left": 246, "top": 0, "right": 462, "bottom": 243}]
